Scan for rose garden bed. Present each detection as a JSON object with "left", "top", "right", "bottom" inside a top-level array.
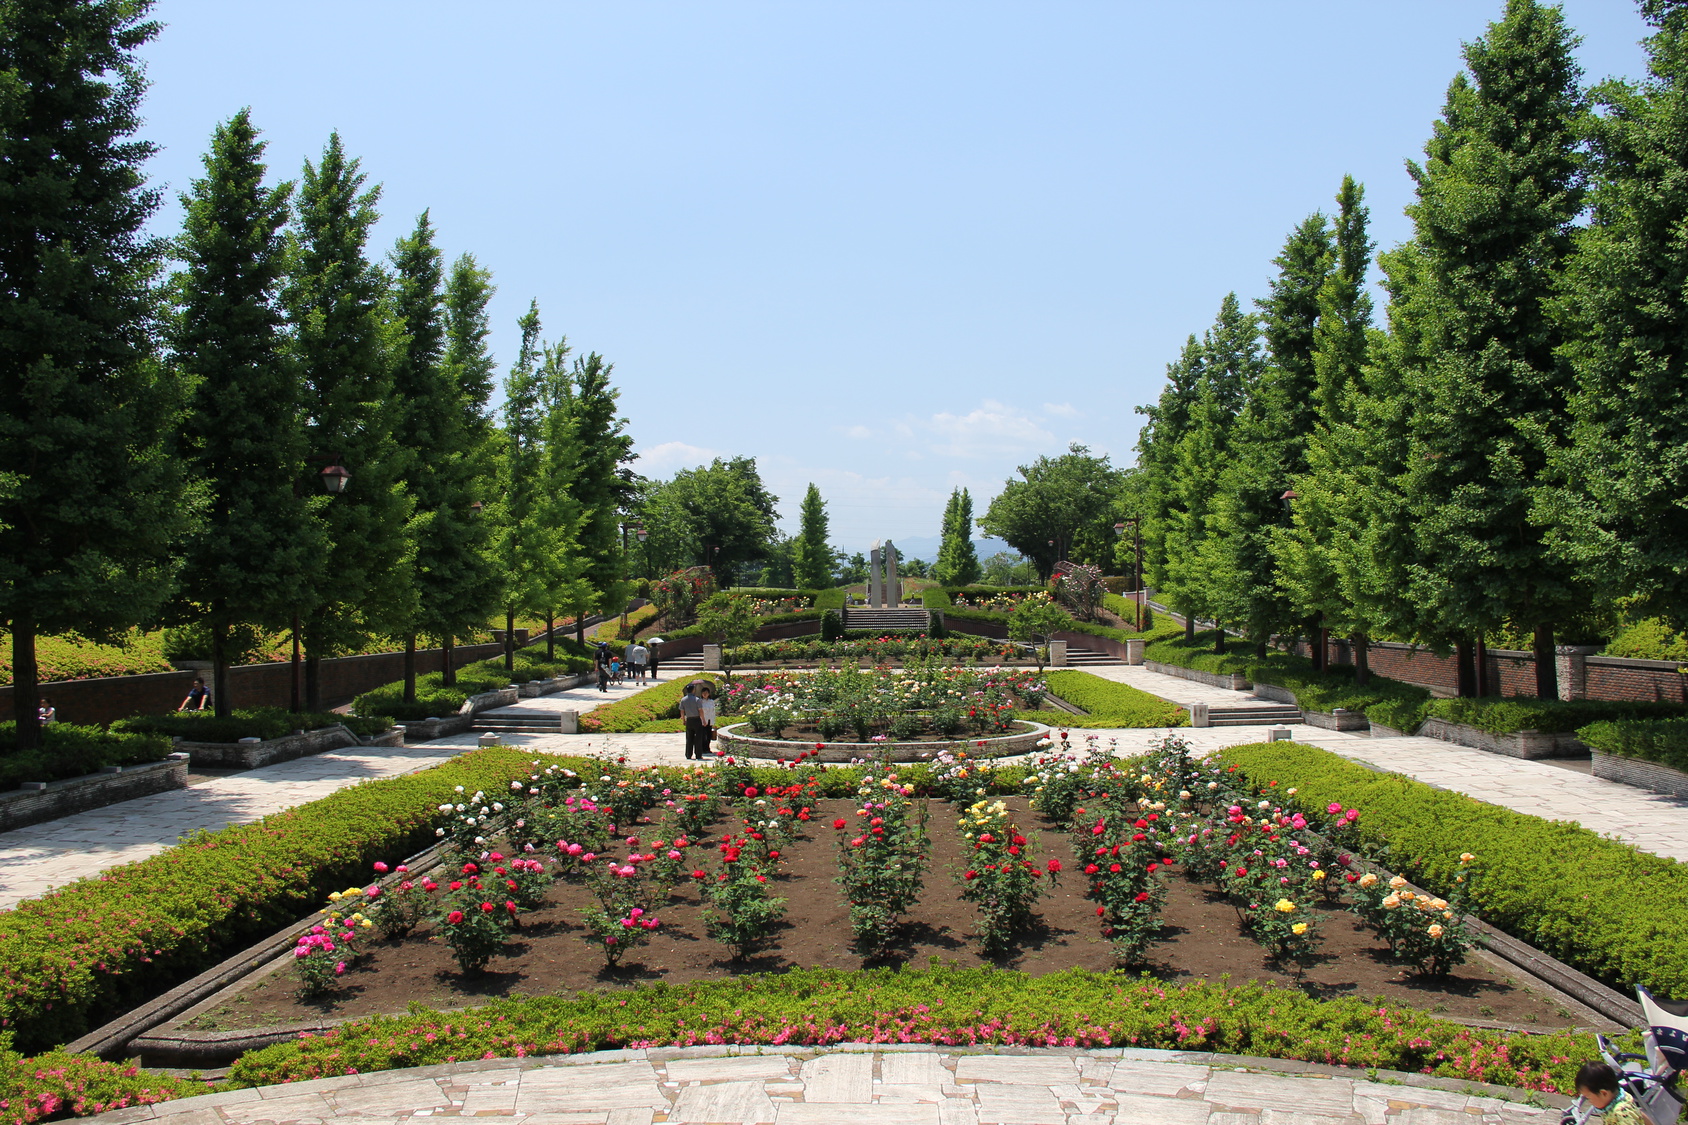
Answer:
[{"left": 174, "top": 789, "right": 1566, "bottom": 1042}]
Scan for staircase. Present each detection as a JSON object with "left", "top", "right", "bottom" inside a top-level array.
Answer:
[
  {"left": 1206, "top": 703, "right": 1303, "bottom": 727},
  {"left": 660, "top": 650, "right": 705, "bottom": 673},
  {"left": 471, "top": 712, "right": 567, "bottom": 735},
  {"left": 843, "top": 607, "right": 931, "bottom": 632},
  {"left": 1064, "top": 645, "right": 1123, "bottom": 667}
]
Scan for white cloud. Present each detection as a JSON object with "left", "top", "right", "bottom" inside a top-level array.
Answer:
[
  {"left": 843, "top": 425, "right": 874, "bottom": 440},
  {"left": 1043, "top": 401, "right": 1079, "bottom": 418},
  {"left": 631, "top": 440, "right": 720, "bottom": 476},
  {"left": 925, "top": 399, "right": 1055, "bottom": 459}
]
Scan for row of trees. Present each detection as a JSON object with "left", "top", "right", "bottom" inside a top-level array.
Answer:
[
  {"left": 1131, "top": 0, "right": 1688, "bottom": 698},
  {"left": 0, "top": 4, "right": 635, "bottom": 743}
]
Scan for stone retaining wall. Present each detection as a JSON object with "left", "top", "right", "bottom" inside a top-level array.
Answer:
[
  {"left": 173, "top": 723, "right": 403, "bottom": 769},
  {"left": 1144, "top": 660, "right": 1249, "bottom": 692},
  {"left": 1589, "top": 750, "right": 1688, "bottom": 799},
  {"left": 1416, "top": 717, "right": 1584, "bottom": 760},
  {"left": 0, "top": 755, "right": 189, "bottom": 832}
]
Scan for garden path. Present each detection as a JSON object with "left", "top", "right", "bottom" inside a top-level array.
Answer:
[
  {"left": 0, "top": 740, "right": 469, "bottom": 911},
  {"left": 82, "top": 1043, "right": 1563, "bottom": 1125},
  {"left": 479, "top": 668, "right": 680, "bottom": 719}
]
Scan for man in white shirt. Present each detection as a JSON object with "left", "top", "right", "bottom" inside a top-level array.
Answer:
[
  {"left": 630, "top": 643, "right": 649, "bottom": 682},
  {"left": 678, "top": 682, "right": 704, "bottom": 759}
]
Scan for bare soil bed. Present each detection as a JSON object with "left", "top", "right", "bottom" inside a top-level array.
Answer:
[{"left": 187, "top": 797, "right": 1572, "bottom": 1032}]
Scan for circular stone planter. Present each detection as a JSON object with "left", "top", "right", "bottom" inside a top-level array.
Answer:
[{"left": 714, "top": 720, "right": 1051, "bottom": 762}]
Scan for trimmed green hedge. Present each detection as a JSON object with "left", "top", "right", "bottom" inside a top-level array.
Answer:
[
  {"left": 659, "top": 608, "right": 826, "bottom": 646},
  {"left": 1578, "top": 716, "right": 1688, "bottom": 773},
  {"left": 0, "top": 723, "right": 172, "bottom": 789},
  {"left": 351, "top": 643, "right": 596, "bottom": 721},
  {"left": 1218, "top": 741, "right": 1688, "bottom": 998},
  {"left": 221, "top": 968, "right": 1592, "bottom": 1093},
  {"left": 578, "top": 674, "right": 725, "bottom": 733},
  {"left": 1240, "top": 653, "right": 1434, "bottom": 733},
  {"left": 1421, "top": 697, "right": 1688, "bottom": 735},
  {"left": 0, "top": 745, "right": 543, "bottom": 1052},
  {"left": 1041, "top": 670, "right": 1186, "bottom": 727},
  {"left": 112, "top": 707, "right": 392, "bottom": 743}
]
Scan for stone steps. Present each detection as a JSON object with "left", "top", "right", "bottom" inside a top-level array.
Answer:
[
  {"left": 843, "top": 608, "right": 931, "bottom": 632},
  {"left": 1206, "top": 704, "right": 1303, "bottom": 727},
  {"left": 472, "top": 715, "right": 564, "bottom": 734}
]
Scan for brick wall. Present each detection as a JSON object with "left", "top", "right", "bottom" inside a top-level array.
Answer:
[{"left": 1, "top": 641, "right": 504, "bottom": 727}]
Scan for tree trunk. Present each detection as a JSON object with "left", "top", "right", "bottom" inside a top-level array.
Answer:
[
  {"left": 1213, "top": 626, "right": 1226, "bottom": 655},
  {"left": 1255, "top": 639, "right": 1267, "bottom": 660},
  {"left": 1352, "top": 633, "right": 1370, "bottom": 686},
  {"left": 1184, "top": 612, "right": 1195, "bottom": 641},
  {"left": 504, "top": 610, "right": 516, "bottom": 673},
  {"left": 403, "top": 633, "right": 417, "bottom": 704},
  {"left": 442, "top": 634, "right": 456, "bottom": 687},
  {"left": 546, "top": 616, "right": 555, "bottom": 661},
  {"left": 1533, "top": 624, "right": 1559, "bottom": 701},
  {"left": 1474, "top": 636, "right": 1489, "bottom": 697},
  {"left": 211, "top": 614, "right": 232, "bottom": 718},
  {"left": 305, "top": 653, "right": 322, "bottom": 713},
  {"left": 1455, "top": 640, "right": 1477, "bottom": 698},
  {"left": 11, "top": 614, "right": 41, "bottom": 751},
  {"left": 1316, "top": 625, "right": 1330, "bottom": 672},
  {"left": 575, "top": 612, "right": 586, "bottom": 645}
]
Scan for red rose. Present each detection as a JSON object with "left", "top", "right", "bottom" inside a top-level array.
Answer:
[
  {"left": 480, "top": 902, "right": 495, "bottom": 913},
  {"left": 1134, "top": 892, "right": 1150, "bottom": 903},
  {"left": 462, "top": 862, "right": 479, "bottom": 874},
  {"left": 1109, "top": 863, "right": 1122, "bottom": 873},
  {"left": 1084, "top": 864, "right": 1099, "bottom": 875},
  {"left": 1095, "top": 906, "right": 1105, "bottom": 916},
  {"left": 505, "top": 900, "right": 517, "bottom": 913},
  {"left": 446, "top": 910, "right": 465, "bottom": 924},
  {"left": 833, "top": 818, "right": 847, "bottom": 829},
  {"left": 692, "top": 869, "right": 706, "bottom": 880},
  {"left": 964, "top": 870, "right": 977, "bottom": 880},
  {"left": 1046, "top": 859, "right": 1062, "bottom": 873}
]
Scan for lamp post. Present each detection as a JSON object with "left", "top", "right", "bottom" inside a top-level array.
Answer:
[
  {"left": 636, "top": 525, "right": 649, "bottom": 581},
  {"left": 1117, "top": 519, "right": 1144, "bottom": 631},
  {"left": 291, "top": 459, "right": 352, "bottom": 712}
]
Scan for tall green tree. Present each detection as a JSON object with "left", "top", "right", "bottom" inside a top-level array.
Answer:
[
  {"left": 935, "top": 487, "right": 981, "bottom": 587},
  {"left": 433, "top": 252, "right": 503, "bottom": 685},
  {"left": 492, "top": 302, "right": 552, "bottom": 666},
  {"left": 0, "top": 0, "right": 196, "bottom": 748},
  {"left": 1134, "top": 334, "right": 1206, "bottom": 631},
  {"left": 643, "top": 457, "right": 780, "bottom": 586},
  {"left": 170, "top": 110, "right": 320, "bottom": 716},
  {"left": 562, "top": 351, "right": 636, "bottom": 632},
  {"left": 1389, "top": 0, "right": 1588, "bottom": 697},
  {"left": 285, "top": 132, "right": 416, "bottom": 710},
  {"left": 1552, "top": 0, "right": 1688, "bottom": 630},
  {"left": 979, "top": 444, "right": 1122, "bottom": 579},
  {"left": 534, "top": 339, "right": 594, "bottom": 654},
  {"left": 791, "top": 483, "right": 833, "bottom": 589},
  {"left": 390, "top": 214, "right": 502, "bottom": 698}
]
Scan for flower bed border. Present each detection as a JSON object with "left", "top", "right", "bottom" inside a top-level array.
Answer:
[
  {"left": 173, "top": 724, "right": 401, "bottom": 769},
  {"left": 715, "top": 720, "right": 1049, "bottom": 762}
]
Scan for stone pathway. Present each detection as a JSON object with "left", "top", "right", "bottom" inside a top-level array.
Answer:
[
  {"left": 481, "top": 672, "right": 678, "bottom": 719},
  {"left": 0, "top": 740, "right": 469, "bottom": 910},
  {"left": 86, "top": 1045, "right": 1564, "bottom": 1124}
]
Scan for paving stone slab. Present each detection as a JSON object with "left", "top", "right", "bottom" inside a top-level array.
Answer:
[
  {"left": 664, "top": 1055, "right": 795, "bottom": 1083},
  {"left": 1202, "top": 1071, "right": 1355, "bottom": 1118},
  {"left": 800, "top": 1053, "right": 873, "bottom": 1101},
  {"left": 668, "top": 1079, "right": 776, "bottom": 1123},
  {"left": 955, "top": 1057, "right": 1083, "bottom": 1086},
  {"left": 881, "top": 1053, "right": 949, "bottom": 1086}
]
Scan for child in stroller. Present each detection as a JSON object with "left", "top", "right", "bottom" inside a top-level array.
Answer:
[{"left": 1562, "top": 987, "right": 1686, "bottom": 1125}]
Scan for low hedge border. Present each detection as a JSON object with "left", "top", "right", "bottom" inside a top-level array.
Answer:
[
  {"left": 0, "top": 745, "right": 546, "bottom": 1053},
  {"left": 1041, "top": 671, "right": 1187, "bottom": 728},
  {"left": 217, "top": 968, "right": 1594, "bottom": 1094},
  {"left": 1578, "top": 716, "right": 1688, "bottom": 773},
  {"left": 578, "top": 675, "right": 725, "bottom": 734},
  {"left": 352, "top": 643, "right": 597, "bottom": 721},
  {"left": 1421, "top": 697, "right": 1688, "bottom": 737},
  {"left": 112, "top": 708, "right": 392, "bottom": 744},
  {"left": 0, "top": 724, "right": 172, "bottom": 790},
  {"left": 1216, "top": 741, "right": 1688, "bottom": 999}
]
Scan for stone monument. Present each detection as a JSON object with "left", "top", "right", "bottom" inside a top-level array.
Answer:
[
  {"left": 869, "top": 543, "right": 883, "bottom": 608},
  {"left": 884, "top": 540, "right": 902, "bottom": 606}
]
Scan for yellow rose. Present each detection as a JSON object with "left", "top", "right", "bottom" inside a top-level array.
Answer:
[
  {"left": 1358, "top": 873, "right": 1378, "bottom": 889},
  {"left": 1388, "top": 875, "right": 1407, "bottom": 890},
  {"left": 1274, "top": 899, "right": 1295, "bottom": 913},
  {"left": 1399, "top": 890, "right": 1416, "bottom": 901},
  {"left": 328, "top": 891, "right": 343, "bottom": 902},
  {"left": 1427, "top": 923, "right": 1444, "bottom": 939},
  {"left": 359, "top": 919, "right": 373, "bottom": 929},
  {"left": 1312, "top": 869, "right": 1326, "bottom": 881},
  {"left": 1291, "top": 922, "right": 1308, "bottom": 935},
  {"left": 1382, "top": 894, "right": 1401, "bottom": 910},
  {"left": 1459, "top": 853, "right": 1475, "bottom": 864}
]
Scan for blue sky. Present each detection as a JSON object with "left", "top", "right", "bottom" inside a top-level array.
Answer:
[{"left": 137, "top": 1, "right": 1650, "bottom": 553}]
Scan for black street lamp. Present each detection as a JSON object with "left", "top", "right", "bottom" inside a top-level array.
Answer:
[{"left": 291, "top": 457, "right": 351, "bottom": 712}]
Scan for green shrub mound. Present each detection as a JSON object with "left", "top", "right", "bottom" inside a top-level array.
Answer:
[
  {"left": 1420, "top": 697, "right": 1687, "bottom": 735},
  {"left": 222, "top": 968, "right": 1592, "bottom": 1094},
  {"left": 0, "top": 723, "right": 172, "bottom": 789},
  {"left": 1578, "top": 716, "right": 1688, "bottom": 773},
  {"left": 1040, "top": 671, "right": 1186, "bottom": 727},
  {"left": 578, "top": 675, "right": 725, "bottom": 734},
  {"left": 112, "top": 707, "right": 391, "bottom": 743},
  {"left": 1603, "top": 616, "right": 1688, "bottom": 662},
  {"left": 0, "top": 745, "right": 543, "bottom": 1052},
  {"left": 1218, "top": 742, "right": 1688, "bottom": 998},
  {"left": 352, "top": 643, "right": 595, "bottom": 721}
]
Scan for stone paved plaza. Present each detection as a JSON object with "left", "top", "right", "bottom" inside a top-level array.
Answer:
[{"left": 84, "top": 1045, "right": 1564, "bottom": 1125}]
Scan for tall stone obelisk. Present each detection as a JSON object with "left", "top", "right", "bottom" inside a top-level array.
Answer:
[
  {"left": 869, "top": 542, "right": 883, "bottom": 608},
  {"left": 884, "top": 540, "right": 901, "bottom": 607}
]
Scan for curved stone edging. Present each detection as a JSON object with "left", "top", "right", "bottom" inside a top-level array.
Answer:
[
  {"left": 715, "top": 720, "right": 1050, "bottom": 762},
  {"left": 81, "top": 1043, "right": 1572, "bottom": 1123}
]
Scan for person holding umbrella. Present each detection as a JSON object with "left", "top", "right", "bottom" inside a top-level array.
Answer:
[{"left": 646, "top": 637, "right": 663, "bottom": 681}]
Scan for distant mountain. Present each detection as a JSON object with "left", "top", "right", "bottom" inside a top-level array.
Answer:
[{"left": 858, "top": 535, "right": 1015, "bottom": 563}]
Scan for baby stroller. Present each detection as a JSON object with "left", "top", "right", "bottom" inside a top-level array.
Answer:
[{"left": 1563, "top": 986, "right": 1687, "bottom": 1124}]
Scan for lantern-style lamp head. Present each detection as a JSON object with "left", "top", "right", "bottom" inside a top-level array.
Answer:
[
  {"left": 470, "top": 500, "right": 484, "bottom": 514},
  {"left": 636, "top": 526, "right": 648, "bottom": 543},
  {"left": 320, "top": 463, "right": 351, "bottom": 494}
]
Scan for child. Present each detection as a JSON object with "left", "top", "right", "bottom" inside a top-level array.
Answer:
[
  {"left": 1568, "top": 1061, "right": 1649, "bottom": 1125},
  {"left": 609, "top": 657, "right": 623, "bottom": 684}
]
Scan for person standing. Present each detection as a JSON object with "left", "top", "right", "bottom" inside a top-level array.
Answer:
[
  {"left": 595, "top": 646, "right": 611, "bottom": 693},
  {"left": 697, "top": 682, "right": 718, "bottom": 756},
  {"left": 179, "top": 678, "right": 211, "bottom": 711},
  {"left": 678, "top": 681, "right": 704, "bottom": 759},
  {"left": 630, "top": 641, "right": 649, "bottom": 682},
  {"left": 37, "top": 698, "right": 56, "bottom": 725},
  {"left": 647, "top": 639, "right": 662, "bottom": 681}
]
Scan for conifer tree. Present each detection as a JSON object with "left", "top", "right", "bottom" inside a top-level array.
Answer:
[
  {"left": 1135, "top": 335, "right": 1205, "bottom": 638},
  {"left": 1553, "top": 0, "right": 1688, "bottom": 628},
  {"left": 170, "top": 110, "right": 320, "bottom": 716},
  {"left": 285, "top": 133, "right": 416, "bottom": 709},
  {"left": 0, "top": 0, "right": 196, "bottom": 747},
  {"left": 1389, "top": 0, "right": 1588, "bottom": 696},
  {"left": 791, "top": 483, "right": 833, "bottom": 589},
  {"left": 935, "top": 487, "right": 981, "bottom": 587},
  {"left": 493, "top": 302, "right": 549, "bottom": 668},
  {"left": 534, "top": 340, "right": 593, "bottom": 658},
  {"left": 563, "top": 351, "right": 636, "bottom": 637}
]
